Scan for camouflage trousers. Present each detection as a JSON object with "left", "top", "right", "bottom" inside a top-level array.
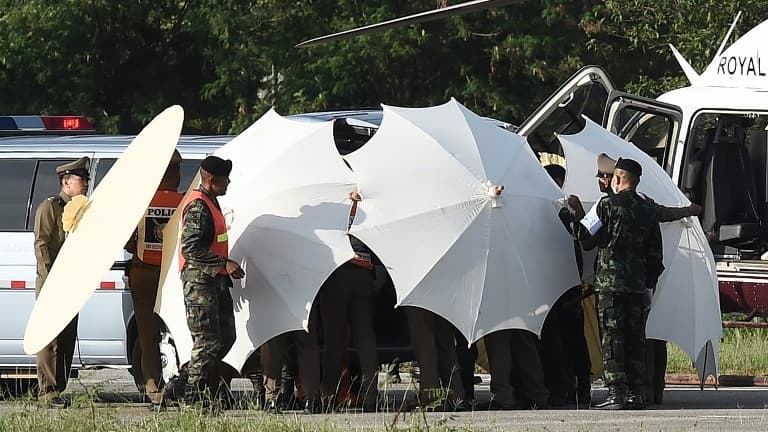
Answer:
[
  {"left": 182, "top": 271, "right": 236, "bottom": 393},
  {"left": 597, "top": 292, "right": 645, "bottom": 390}
]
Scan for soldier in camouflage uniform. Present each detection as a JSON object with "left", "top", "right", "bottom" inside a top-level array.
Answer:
[
  {"left": 172, "top": 156, "right": 244, "bottom": 405},
  {"left": 587, "top": 153, "right": 701, "bottom": 406},
  {"left": 584, "top": 158, "right": 664, "bottom": 410}
]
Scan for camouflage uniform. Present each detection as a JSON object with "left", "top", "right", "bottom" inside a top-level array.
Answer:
[
  {"left": 179, "top": 190, "right": 236, "bottom": 397},
  {"left": 593, "top": 190, "right": 663, "bottom": 394}
]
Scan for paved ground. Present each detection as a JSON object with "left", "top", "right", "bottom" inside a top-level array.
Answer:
[{"left": 3, "top": 369, "right": 768, "bottom": 431}]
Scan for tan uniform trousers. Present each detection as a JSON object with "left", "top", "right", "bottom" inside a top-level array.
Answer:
[
  {"left": 261, "top": 330, "right": 321, "bottom": 401},
  {"left": 128, "top": 258, "right": 163, "bottom": 401},
  {"left": 319, "top": 264, "right": 379, "bottom": 406},
  {"left": 485, "top": 329, "right": 549, "bottom": 408},
  {"left": 35, "top": 278, "right": 78, "bottom": 398},
  {"left": 405, "top": 307, "right": 466, "bottom": 403}
]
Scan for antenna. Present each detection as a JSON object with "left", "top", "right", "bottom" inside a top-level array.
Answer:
[{"left": 714, "top": 11, "right": 743, "bottom": 59}]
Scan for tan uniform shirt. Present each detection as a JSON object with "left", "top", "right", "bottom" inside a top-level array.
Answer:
[{"left": 33, "top": 191, "right": 70, "bottom": 293}]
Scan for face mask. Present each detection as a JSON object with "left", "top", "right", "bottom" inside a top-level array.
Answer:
[{"left": 610, "top": 178, "right": 620, "bottom": 194}]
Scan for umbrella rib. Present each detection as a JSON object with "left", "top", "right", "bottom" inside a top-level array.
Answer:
[
  {"left": 468, "top": 209, "right": 491, "bottom": 342},
  {"left": 389, "top": 110, "right": 486, "bottom": 184},
  {"left": 391, "top": 198, "right": 489, "bottom": 303}
]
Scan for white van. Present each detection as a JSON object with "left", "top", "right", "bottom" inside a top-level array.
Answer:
[
  {"left": 0, "top": 110, "right": 411, "bottom": 395},
  {"left": 0, "top": 130, "right": 231, "bottom": 394}
]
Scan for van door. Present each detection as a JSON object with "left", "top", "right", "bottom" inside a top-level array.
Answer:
[
  {"left": 79, "top": 154, "right": 204, "bottom": 370},
  {"left": 517, "top": 65, "right": 616, "bottom": 155},
  {"left": 603, "top": 91, "right": 683, "bottom": 176}
]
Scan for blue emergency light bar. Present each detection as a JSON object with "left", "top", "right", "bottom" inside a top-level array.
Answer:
[{"left": 0, "top": 115, "right": 95, "bottom": 132}]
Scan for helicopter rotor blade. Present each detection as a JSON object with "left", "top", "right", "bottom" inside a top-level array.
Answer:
[{"left": 296, "top": 0, "right": 517, "bottom": 48}]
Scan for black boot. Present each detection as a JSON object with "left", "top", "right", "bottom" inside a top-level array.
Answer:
[
  {"left": 626, "top": 389, "right": 646, "bottom": 410},
  {"left": 593, "top": 385, "right": 625, "bottom": 410},
  {"left": 162, "top": 370, "right": 189, "bottom": 405},
  {"left": 303, "top": 398, "right": 322, "bottom": 414}
]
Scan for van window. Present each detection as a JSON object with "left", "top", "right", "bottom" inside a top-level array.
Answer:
[
  {"left": 28, "top": 160, "right": 73, "bottom": 229},
  {"left": 94, "top": 158, "right": 200, "bottom": 191},
  {"left": 0, "top": 159, "right": 36, "bottom": 231}
]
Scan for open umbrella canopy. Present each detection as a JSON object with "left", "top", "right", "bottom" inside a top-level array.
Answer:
[
  {"left": 157, "top": 109, "right": 356, "bottom": 371},
  {"left": 557, "top": 117, "right": 722, "bottom": 383},
  {"left": 346, "top": 99, "right": 580, "bottom": 343},
  {"left": 24, "top": 106, "right": 183, "bottom": 355}
]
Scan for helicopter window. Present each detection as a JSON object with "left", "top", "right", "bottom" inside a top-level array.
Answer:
[{"left": 681, "top": 112, "right": 768, "bottom": 257}]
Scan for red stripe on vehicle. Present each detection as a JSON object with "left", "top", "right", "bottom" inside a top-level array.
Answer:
[
  {"left": 10, "top": 281, "right": 26, "bottom": 289},
  {"left": 100, "top": 282, "right": 116, "bottom": 290}
]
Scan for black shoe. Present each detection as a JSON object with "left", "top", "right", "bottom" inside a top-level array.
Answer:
[
  {"left": 40, "top": 395, "right": 68, "bottom": 409},
  {"left": 593, "top": 386, "right": 626, "bottom": 410},
  {"left": 304, "top": 398, "right": 322, "bottom": 414},
  {"left": 265, "top": 399, "right": 281, "bottom": 413},
  {"left": 249, "top": 392, "right": 266, "bottom": 410},
  {"left": 163, "top": 373, "right": 188, "bottom": 403},
  {"left": 626, "top": 392, "right": 646, "bottom": 410},
  {"left": 473, "top": 375, "right": 483, "bottom": 385}
]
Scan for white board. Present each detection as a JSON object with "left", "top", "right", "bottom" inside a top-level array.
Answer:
[{"left": 24, "top": 106, "right": 184, "bottom": 355}]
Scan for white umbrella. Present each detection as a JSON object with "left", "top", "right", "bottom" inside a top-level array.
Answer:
[
  {"left": 25, "top": 106, "right": 183, "bottom": 354},
  {"left": 157, "top": 109, "right": 356, "bottom": 371},
  {"left": 557, "top": 116, "right": 722, "bottom": 383},
  {"left": 346, "top": 99, "right": 580, "bottom": 343}
]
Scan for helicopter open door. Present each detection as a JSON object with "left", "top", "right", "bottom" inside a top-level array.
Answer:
[
  {"left": 603, "top": 91, "right": 683, "bottom": 176},
  {"left": 518, "top": 65, "right": 615, "bottom": 155}
]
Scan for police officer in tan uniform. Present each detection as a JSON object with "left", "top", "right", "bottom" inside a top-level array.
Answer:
[
  {"left": 318, "top": 192, "right": 379, "bottom": 412},
  {"left": 33, "top": 157, "right": 90, "bottom": 408},
  {"left": 125, "top": 150, "right": 183, "bottom": 406},
  {"left": 405, "top": 307, "right": 468, "bottom": 411}
]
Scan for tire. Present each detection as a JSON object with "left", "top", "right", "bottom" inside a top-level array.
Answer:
[
  {"left": 129, "top": 338, "right": 146, "bottom": 394},
  {"left": 129, "top": 330, "right": 180, "bottom": 393}
]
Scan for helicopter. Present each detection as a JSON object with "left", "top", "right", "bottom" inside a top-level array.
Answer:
[{"left": 298, "top": 1, "right": 768, "bottom": 323}]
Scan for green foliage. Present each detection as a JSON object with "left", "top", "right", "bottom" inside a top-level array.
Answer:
[
  {"left": 0, "top": 403, "right": 496, "bottom": 432},
  {"left": 1, "top": 1, "right": 768, "bottom": 134},
  {"left": 667, "top": 328, "right": 768, "bottom": 376}
]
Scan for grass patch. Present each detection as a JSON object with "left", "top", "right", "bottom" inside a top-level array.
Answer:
[
  {"left": 0, "top": 406, "right": 497, "bottom": 432},
  {"left": 667, "top": 327, "right": 768, "bottom": 375}
]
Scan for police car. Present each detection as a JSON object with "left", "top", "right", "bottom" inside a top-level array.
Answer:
[{"left": 0, "top": 115, "right": 234, "bottom": 394}]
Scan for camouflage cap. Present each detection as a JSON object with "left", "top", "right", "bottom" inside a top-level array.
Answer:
[
  {"left": 596, "top": 153, "right": 617, "bottom": 177},
  {"left": 56, "top": 157, "right": 90, "bottom": 179}
]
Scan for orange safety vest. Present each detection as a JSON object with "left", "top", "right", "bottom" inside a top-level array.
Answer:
[
  {"left": 137, "top": 190, "right": 184, "bottom": 265},
  {"left": 178, "top": 190, "right": 229, "bottom": 274}
]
